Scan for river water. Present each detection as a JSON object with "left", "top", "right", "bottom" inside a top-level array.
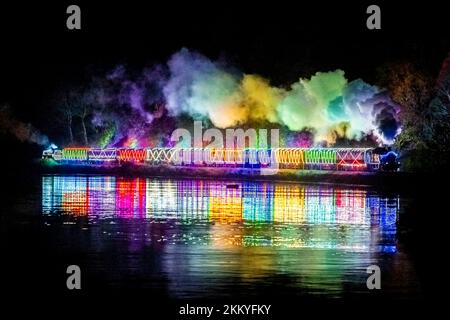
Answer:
[{"left": 2, "top": 174, "right": 422, "bottom": 301}]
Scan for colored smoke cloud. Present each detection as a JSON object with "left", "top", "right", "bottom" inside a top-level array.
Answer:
[
  {"left": 163, "top": 49, "right": 245, "bottom": 128},
  {"left": 83, "top": 48, "right": 401, "bottom": 147},
  {"left": 161, "top": 49, "right": 400, "bottom": 144}
]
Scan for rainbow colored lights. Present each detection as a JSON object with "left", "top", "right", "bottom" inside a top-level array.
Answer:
[
  {"left": 44, "top": 147, "right": 382, "bottom": 171},
  {"left": 40, "top": 175, "right": 401, "bottom": 294},
  {"left": 42, "top": 176, "right": 398, "bottom": 250}
]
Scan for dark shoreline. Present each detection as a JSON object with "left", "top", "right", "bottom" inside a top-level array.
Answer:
[{"left": 36, "top": 160, "right": 433, "bottom": 193}]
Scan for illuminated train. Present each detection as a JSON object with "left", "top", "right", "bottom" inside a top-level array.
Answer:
[{"left": 43, "top": 147, "right": 399, "bottom": 171}]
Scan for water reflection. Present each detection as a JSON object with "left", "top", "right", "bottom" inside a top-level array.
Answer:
[{"left": 41, "top": 175, "right": 406, "bottom": 297}]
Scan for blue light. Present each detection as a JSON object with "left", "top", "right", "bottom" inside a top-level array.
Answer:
[
  {"left": 380, "top": 151, "right": 398, "bottom": 160},
  {"left": 380, "top": 245, "right": 397, "bottom": 253}
]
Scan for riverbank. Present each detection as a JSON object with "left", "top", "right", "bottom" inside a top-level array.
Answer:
[{"left": 36, "top": 159, "right": 429, "bottom": 191}]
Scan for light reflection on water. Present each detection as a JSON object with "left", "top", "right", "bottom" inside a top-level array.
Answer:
[{"left": 41, "top": 175, "right": 414, "bottom": 298}]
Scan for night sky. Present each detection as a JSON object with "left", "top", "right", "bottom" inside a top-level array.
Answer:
[{"left": 1, "top": 1, "right": 449, "bottom": 122}]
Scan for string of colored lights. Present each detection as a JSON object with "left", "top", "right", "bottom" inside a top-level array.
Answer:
[{"left": 46, "top": 147, "right": 381, "bottom": 171}]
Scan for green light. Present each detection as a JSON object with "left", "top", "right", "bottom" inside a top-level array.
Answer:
[
  {"left": 305, "top": 149, "right": 336, "bottom": 164},
  {"left": 62, "top": 148, "right": 88, "bottom": 160}
]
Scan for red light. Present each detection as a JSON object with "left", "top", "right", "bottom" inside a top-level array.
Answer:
[{"left": 118, "top": 149, "right": 146, "bottom": 162}]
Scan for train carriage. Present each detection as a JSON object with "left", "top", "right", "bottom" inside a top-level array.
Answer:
[{"left": 42, "top": 146, "right": 399, "bottom": 172}]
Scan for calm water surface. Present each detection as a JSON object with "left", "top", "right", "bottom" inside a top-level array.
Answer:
[{"left": 32, "top": 175, "right": 420, "bottom": 299}]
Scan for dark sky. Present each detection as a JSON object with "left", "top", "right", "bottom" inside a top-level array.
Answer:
[{"left": 1, "top": 1, "right": 449, "bottom": 120}]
